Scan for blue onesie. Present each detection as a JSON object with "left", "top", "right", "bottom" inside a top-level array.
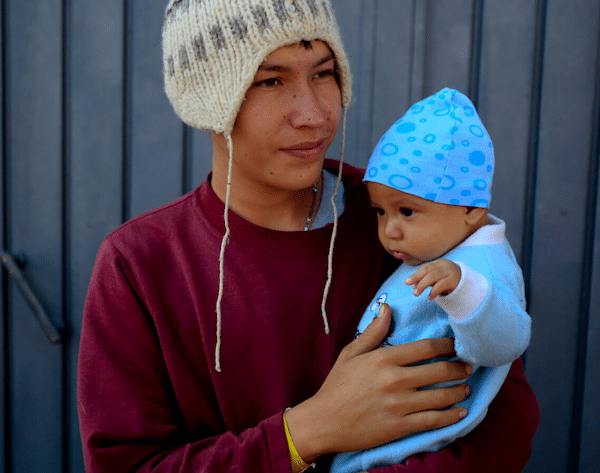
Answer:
[{"left": 330, "top": 215, "right": 531, "bottom": 472}]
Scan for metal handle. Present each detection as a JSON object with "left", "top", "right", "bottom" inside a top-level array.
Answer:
[{"left": 1, "top": 252, "right": 63, "bottom": 344}]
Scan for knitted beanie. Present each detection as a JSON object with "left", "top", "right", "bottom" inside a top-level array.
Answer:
[
  {"left": 162, "top": 0, "right": 352, "bottom": 134},
  {"left": 365, "top": 88, "right": 494, "bottom": 208}
]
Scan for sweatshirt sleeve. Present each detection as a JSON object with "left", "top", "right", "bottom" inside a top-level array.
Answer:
[
  {"left": 434, "top": 262, "right": 531, "bottom": 367},
  {"left": 368, "top": 358, "right": 539, "bottom": 473},
  {"left": 77, "top": 240, "right": 291, "bottom": 473}
]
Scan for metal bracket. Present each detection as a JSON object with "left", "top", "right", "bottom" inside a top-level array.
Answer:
[{"left": 1, "top": 252, "right": 63, "bottom": 344}]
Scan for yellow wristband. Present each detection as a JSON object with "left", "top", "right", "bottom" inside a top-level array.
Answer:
[{"left": 283, "top": 410, "right": 315, "bottom": 473}]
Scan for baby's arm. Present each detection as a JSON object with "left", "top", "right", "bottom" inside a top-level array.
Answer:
[
  {"left": 407, "top": 257, "right": 530, "bottom": 367},
  {"left": 407, "top": 260, "right": 531, "bottom": 366},
  {"left": 405, "top": 259, "right": 461, "bottom": 299}
]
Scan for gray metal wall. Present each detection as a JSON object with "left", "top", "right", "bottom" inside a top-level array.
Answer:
[{"left": 1, "top": 0, "right": 598, "bottom": 471}]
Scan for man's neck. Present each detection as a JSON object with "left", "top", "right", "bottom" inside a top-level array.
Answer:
[{"left": 210, "top": 170, "right": 323, "bottom": 232}]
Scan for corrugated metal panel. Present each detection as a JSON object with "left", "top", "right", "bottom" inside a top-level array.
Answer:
[
  {"left": 1, "top": 0, "right": 598, "bottom": 471},
  {"left": 0, "top": 0, "right": 6, "bottom": 468},
  {"left": 525, "top": 1, "right": 600, "bottom": 471},
  {"left": 3, "top": 0, "right": 65, "bottom": 471}
]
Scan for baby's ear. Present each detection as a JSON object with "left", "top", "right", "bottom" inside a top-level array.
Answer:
[{"left": 464, "top": 206, "right": 488, "bottom": 225}]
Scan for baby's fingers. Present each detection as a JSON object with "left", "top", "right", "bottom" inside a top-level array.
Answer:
[
  {"left": 406, "top": 260, "right": 461, "bottom": 298},
  {"left": 404, "top": 264, "right": 433, "bottom": 287},
  {"left": 427, "top": 278, "right": 457, "bottom": 299},
  {"left": 407, "top": 270, "right": 440, "bottom": 297}
]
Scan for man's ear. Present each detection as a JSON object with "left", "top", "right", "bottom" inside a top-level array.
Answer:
[{"left": 464, "top": 206, "right": 488, "bottom": 225}]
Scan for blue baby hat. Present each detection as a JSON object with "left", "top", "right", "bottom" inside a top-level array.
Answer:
[{"left": 364, "top": 88, "right": 494, "bottom": 207}]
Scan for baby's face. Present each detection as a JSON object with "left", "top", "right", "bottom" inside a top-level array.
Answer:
[{"left": 367, "top": 182, "right": 476, "bottom": 266}]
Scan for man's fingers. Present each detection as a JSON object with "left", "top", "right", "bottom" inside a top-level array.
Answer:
[
  {"left": 406, "top": 384, "right": 471, "bottom": 413},
  {"left": 385, "top": 337, "right": 457, "bottom": 366},
  {"left": 376, "top": 384, "right": 470, "bottom": 441},
  {"left": 388, "top": 359, "right": 472, "bottom": 391},
  {"left": 398, "top": 405, "right": 469, "bottom": 437}
]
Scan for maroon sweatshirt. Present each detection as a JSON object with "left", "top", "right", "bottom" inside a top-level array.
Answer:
[{"left": 78, "top": 160, "right": 539, "bottom": 472}]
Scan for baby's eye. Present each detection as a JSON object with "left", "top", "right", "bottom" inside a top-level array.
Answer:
[
  {"left": 400, "top": 208, "right": 414, "bottom": 217},
  {"left": 373, "top": 207, "right": 385, "bottom": 216}
]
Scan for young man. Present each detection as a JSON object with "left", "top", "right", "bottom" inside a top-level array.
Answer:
[{"left": 77, "top": 2, "right": 539, "bottom": 471}]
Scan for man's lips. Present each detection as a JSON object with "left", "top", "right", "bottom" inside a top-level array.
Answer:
[{"left": 281, "top": 139, "right": 327, "bottom": 160}]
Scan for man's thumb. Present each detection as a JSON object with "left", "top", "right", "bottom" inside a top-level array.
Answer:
[{"left": 343, "top": 303, "right": 392, "bottom": 359}]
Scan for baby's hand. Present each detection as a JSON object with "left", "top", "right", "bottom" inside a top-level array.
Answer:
[{"left": 405, "top": 259, "right": 461, "bottom": 300}]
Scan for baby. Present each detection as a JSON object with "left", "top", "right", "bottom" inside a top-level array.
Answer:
[{"left": 331, "top": 88, "right": 532, "bottom": 472}]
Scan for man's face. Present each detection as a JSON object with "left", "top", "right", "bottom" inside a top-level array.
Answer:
[{"left": 212, "top": 40, "right": 342, "bottom": 198}]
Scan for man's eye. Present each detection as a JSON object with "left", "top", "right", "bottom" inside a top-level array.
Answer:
[
  {"left": 400, "top": 208, "right": 414, "bottom": 217},
  {"left": 255, "top": 78, "right": 280, "bottom": 88},
  {"left": 315, "top": 68, "right": 335, "bottom": 79}
]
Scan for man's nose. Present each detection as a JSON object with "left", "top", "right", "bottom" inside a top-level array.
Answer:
[{"left": 288, "top": 84, "right": 327, "bottom": 128}]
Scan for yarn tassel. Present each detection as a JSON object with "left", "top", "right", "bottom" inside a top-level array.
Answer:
[
  {"left": 215, "top": 133, "right": 234, "bottom": 372},
  {"left": 321, "top": 107, "right": 348, "bottom": 334}
]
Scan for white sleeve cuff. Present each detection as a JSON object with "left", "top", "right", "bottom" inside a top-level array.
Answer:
[{"left": 434, "top": 262, "right": 489, "bottom": 321}]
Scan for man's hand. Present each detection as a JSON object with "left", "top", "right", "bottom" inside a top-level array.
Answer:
[
  {"left": 285, "top": 303, "right": 471, "bottom": 463},
  {"left": 405, "top": 259, "right": 462, "bottom": 299}
]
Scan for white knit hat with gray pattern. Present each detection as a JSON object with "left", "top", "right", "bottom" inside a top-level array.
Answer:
[{"left": 162, "top": 0, "right": 352, "bottom": 134}]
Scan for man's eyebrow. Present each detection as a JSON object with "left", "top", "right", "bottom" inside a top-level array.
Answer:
[
  {"left": 257, "top": 53, "right": 335, "bottom": 72},
  {"left": 314, "top": 53, "right": 336, "bottom": 68}
]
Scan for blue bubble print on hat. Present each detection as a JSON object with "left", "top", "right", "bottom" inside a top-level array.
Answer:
[{"left": 365, "top": 88, "right": 494, "bottom": 208}]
